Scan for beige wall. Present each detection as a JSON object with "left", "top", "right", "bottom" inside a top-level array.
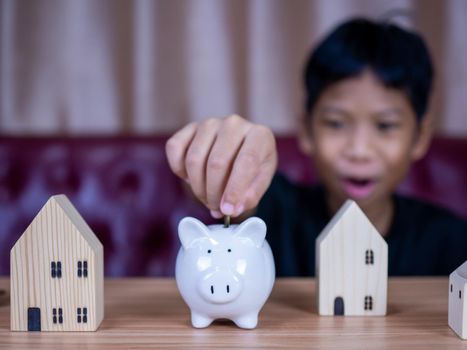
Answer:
[{"left": 1, "top": 0, "right": 466, "bottom": 136}]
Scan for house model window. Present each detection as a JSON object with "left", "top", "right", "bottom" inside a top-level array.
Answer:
[
  {"left": 365, "top": 250, "right": 374, "bottom": 265},
  {"left": 77, "top": 260, "right": 88, "bottom": 278},
  {"left": 52, "top": 308, "right": 63, "bottom": 324},
  {"left": 364, "top": 296, "right": 373, "bottom": 311},
  {"left": 77, "top": 307, "right": 88, "bottom": 323},
  {"left": 51, "top": 261, "right": 62, "bottom": 278}
]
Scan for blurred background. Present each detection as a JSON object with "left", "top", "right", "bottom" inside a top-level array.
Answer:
[
  {"left": 1, "top": 0, "right": 467, "bottom": 135},
  {"left": 1, "top": 0, "right": 466, "bottom": 276}
]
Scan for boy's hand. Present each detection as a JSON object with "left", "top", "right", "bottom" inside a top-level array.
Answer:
[{"left": 166, "top": 115, "right": 277, "bottom": 218}]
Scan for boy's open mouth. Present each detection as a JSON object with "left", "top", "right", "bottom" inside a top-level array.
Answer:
[{"left": 341, "top": 177, "right": 377, "bottom": 199}]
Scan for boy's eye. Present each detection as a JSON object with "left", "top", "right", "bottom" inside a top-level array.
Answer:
[
  {"left": 376, "top": 122, "right": 399, "bottom": 131},
  {"left": 323, "top": 119, "right": 345, "bottom": 129}
]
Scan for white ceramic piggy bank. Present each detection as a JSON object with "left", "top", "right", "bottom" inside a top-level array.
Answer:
[{"left": 175, "top": 216, "right": 275, "bottom": 329}]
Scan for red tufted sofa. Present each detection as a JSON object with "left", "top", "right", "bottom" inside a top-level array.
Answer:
[{"left": 1, "top": 135, "right": 466, "bottom": 277}]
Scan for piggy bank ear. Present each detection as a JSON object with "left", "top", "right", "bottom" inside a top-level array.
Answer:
[
  {"left": 234, "top": 217, "right": 267, "bottom": 248},
  {"left": 178, "top": 217, "right": 211, "bottom": 249}
]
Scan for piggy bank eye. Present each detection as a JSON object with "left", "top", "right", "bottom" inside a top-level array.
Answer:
[
  {"left": 207, "top": 249, "right": 212, "bottom": 254},
  {"left": 227, "top": 249, "right": 232, "bottom": 253}
]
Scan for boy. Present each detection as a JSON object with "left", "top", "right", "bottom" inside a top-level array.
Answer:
[{"left": 165, "top": 18, "right": 467, "bottom": 276}]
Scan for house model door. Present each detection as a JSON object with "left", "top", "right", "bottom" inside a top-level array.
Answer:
[
  {"left": 334, "top": 297, "right": 344, "bottom": 315},
  {"left": 27, "top": 307, "right": 41, "bottom": 331}
]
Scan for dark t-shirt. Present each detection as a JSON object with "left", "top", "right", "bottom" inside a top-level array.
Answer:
[{"left": 256, "top": 173, "right": 467, "bottom": 276}]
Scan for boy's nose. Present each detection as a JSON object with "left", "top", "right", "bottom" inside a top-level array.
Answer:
[{"left": 344, "top": 127, "right": 374, "bottom": 161}]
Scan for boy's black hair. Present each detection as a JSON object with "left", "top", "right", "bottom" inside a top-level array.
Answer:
[{"left": 304, "top": 18, "right": 434, "bottom": 121}]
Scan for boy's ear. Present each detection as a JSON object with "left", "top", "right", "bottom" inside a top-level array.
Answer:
[
  {"left": 411, "top": 114, "right": 434, "bottom": 161},
  {"left": 298, "top": 113, "right": 315, "bottom": 156}
]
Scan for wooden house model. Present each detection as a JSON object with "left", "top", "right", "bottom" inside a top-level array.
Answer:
[
  {"left": 10, "top": 195, "right": 104, "bottom": 331},
  {"left": 448, "top": 260, "right": 467, "bottom": 339},
  {"left": 315, "top": 200, "right": 388, "bottom": 316}
]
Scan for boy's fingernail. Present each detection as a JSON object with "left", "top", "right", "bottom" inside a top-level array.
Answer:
[
  {"left": 221, "top": 202, "right": 235, "bottom": 216},
  {"left": 235, "top": 203, "right": 245, "bottom": 216},
  {"left": 210, "top": 210, "right": 223, "bottom": 219}
]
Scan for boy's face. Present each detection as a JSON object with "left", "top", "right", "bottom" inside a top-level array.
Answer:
[{"left": 300, "top": 70, "right": 432, "bottom": 211}]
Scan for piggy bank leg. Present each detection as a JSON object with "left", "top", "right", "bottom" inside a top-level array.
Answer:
[
  {"left": 191, "top": 312, "right": 213, "bottom": 328},
  {"left": 233, "top": 312, "right": 259, "bottom": 329}
]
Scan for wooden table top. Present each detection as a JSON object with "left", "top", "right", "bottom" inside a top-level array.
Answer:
[{"left": 0, "top": 277, "right": 464, "bottom": 349}]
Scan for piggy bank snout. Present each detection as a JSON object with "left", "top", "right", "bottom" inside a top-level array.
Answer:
[{"left": 197, "top": 270, "right": 242, "bottom": 304}]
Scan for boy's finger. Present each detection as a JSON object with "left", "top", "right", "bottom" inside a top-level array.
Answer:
[
  {"left": 165, "top": 122, "right": 197, "bottom": 180},
  {"left": 185, "top": 119, "right": 219, "bottom": 204},
  {"left": 239, "top": 160, "right": 277, "bottom": 213},
  {"left": 205, "top": 119, "right": 250, "bottom": 212},
  {"left": 220, "top": 127, "right": 275, "bottom": 216},
  {"left": 210, "top": 209, "right": 223, "bottom": 219}
]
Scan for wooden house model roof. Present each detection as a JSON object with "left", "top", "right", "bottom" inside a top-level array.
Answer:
[
  {"left": 12, "top": 194, "right": 103, "bottom": 253},
  {"left": 316, "top": 199, "right": 385, "bottom": 247},
  {"left": 452, "top": 261, "right": 467, "bottom": 280}
]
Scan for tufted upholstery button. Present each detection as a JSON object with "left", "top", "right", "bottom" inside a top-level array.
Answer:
[
  {"left": 41, "top": 148, "right": 80, "bottom": 195},
  {"left": 0, "top": 156, "right": 26, "bottom": 202},
  {"left": 86, "top": 220, "right": 114, "bottom": 275},
  {"left": 102, "top": 155, "right": 158, "bottom": 206},
  {"left": 108, "top": 166, "right": 142, "bottom": 201},
  {"left": 117, "top": 171, "right": 140, "bottom": 194}
]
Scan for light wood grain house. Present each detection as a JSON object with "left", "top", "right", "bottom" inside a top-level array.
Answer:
[
  {"left": 10, "top": 195, "right": 104, "bottom": 331},
  {"left": 316, "top": 200, "right": 388, "bottom": 316},
  {"left": 448, "top": 261, "right": 467, "bottom": 339}
]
